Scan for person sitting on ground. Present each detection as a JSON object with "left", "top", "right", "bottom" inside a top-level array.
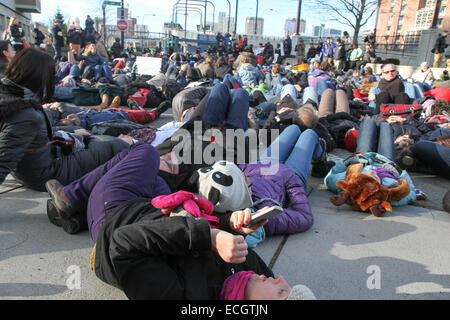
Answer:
[
  {"left": 214, "top": 56, "right": 232, "bottom": 81},
  {"left": 307, "top": 61, "right": 332, "bottom": 90},
  {"left": 411, "top": 61, "right": 435, "bottom": 84},
  {"left": 73, "top": 43, "right": 112, "bottom": 80},
  {"left": 0, "top": 48, "right": 128, "bottom": 192},
  {"left": 0, "top": 40, "right": 15, "bottom": 78},
  {"left": 368, "top": 63, "right": 410, "bottom": 114},
  {"left": 234, "top": 46, "right": 258, "bottom": 71},
  {"left": 196, "top": 55, "right": 216, "bottom": 79}
]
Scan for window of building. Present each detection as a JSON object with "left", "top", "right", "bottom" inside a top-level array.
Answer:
[
  {"left": 387, "top": 26, "right": 391, "bottom": 31},
  {"left": 390, "top": 7, "right": 394, "bottom": 12},
  {"left": 439, "top": 6, "right": 446, "bottom": 14},
  {"left": 388, "top": 16, "right": 393, "bottom": 23},
  {"left": 437, "top": 18, "right": 443, "bottom": 26},
  {"left": 397, "top": 25, "right": 402, "bottom": 31},
  {"left": 401, "top": 5, "right": 406, "bottom": 11},
  {"left": 399, "top": 15, "right": 404, "bottom": 23}
]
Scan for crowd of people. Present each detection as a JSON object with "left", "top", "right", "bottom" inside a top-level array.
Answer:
[{"left": 0, "top": 15, "right": 450, "bottom": 300}]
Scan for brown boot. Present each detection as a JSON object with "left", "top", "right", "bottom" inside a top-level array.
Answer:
[
  {"left": 45, "top": 179, "right": 76, "bottom": 219},
  {"left": 109, "top": 96, "right": 121, "bottom": 108},
  {"left": 94, "top": 94, "right": 109, "bottom": 111}
]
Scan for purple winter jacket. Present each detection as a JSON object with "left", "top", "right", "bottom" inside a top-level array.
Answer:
[
  {"left": 239, "top": 162, "right": 313, "bottom": 236},
  {"left": 307, "top": 69, "right": 331, "bottom": 88}
]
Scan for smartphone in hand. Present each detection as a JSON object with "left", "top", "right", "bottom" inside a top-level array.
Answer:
[{"left": 243, "top": 206, "right": 283, "bottom": 227}]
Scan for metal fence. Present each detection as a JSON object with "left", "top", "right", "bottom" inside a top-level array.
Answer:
[{"left": 373, "top": 35, "right": 420, "bottom": 55}]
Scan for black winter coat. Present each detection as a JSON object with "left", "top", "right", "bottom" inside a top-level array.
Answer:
[
  {"left": 94, "top": 199, "right": 273, "bottom": 300},
  {"left": 0, "top": 81, "right": 128, "bottom": 191},
  {"left": 433, "top": 34, "right": 448, "bottom": 54},
  {"left": 9, "top": 24, "right": 24, "bottom": 42},
  {"left": 32, "top": 28, "right": 45, "bottom": 46}
]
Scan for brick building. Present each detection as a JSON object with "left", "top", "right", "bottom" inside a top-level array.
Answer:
[{"left": 376, "top": 0, "right": 449, "bottom": 46}]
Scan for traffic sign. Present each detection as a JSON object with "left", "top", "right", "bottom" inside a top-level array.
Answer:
[
  {"left": 117, "top": 19, "right": 128, "bottom": 31},
  {"left": 104, "top": 1, "right": 121, "bottom": 6}
]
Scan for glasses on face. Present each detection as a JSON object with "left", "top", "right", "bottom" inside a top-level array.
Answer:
[{"left": 383, "top": 70, "right": 396, "bottom": 74}]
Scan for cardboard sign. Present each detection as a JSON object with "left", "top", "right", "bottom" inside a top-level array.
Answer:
[{"left": 135, "top": 57, "right": 162, "bottom": 76}]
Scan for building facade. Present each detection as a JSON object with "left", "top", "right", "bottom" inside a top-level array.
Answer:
[
  {"left": 245, "top": 17, "right": 264, "bottom": 35},
  {"left": 376, "top": 0, "right": 449, "bottom": 45},
  {"left": 0, "top": 0, "right": 40, "bottom": 42}
]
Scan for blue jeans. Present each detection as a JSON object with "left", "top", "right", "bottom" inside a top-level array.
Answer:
[
  {"left": 70, "top": 65, "right": 80, "bottom": 78},
  {"left": 85, "top": 64, "right": 113, "bottom": 80},
  {"left": 54, "top": 86, "right": 77, "bottom": 100},
  {"left": 411, "top": 128, "right": 450, "bottom": 178},
  {"left": 260, "top": 125, "right": 323, "bottom": 185},
  {"left": 280, "top": 84, "right": 298, "bottom": 101},
  {"left": 316, "top": 79, "right": 335, "bottom": 97},
  {"left": 356, "top": 118, "right": 395, "bottom": 161},
  {"left": 302, "top": 86, "right": 318, "bottom": 105},
  {"left": 202, "top": 83, "right": 249, "bottom": 131}
]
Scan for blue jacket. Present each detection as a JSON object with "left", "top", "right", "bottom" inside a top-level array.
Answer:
[
  {"left": 324, "top": 152, "right": 417, "bottom": 207},
  {"left": 74, "top": 52, "right": 108, "bottom": 67},
  {"left": 78, "top": 109, "right": 129, "bottom": 129},
  {"left": 321, "top": 42, "right": 336, "bottom": 57}
]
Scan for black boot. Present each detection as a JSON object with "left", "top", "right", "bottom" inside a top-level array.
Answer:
[
  {"left": 152, "top": 100, "right": 171, "bottom": 116},
  {"left": 311, "top": 138, "right": 335, "bottom": 178}
]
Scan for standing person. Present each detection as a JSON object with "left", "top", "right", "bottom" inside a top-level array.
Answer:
[
  {"left": 0, "top": 41, "right": 16, "bottom": 78},
  {"left": 321, "top": 37, "right": 335, "bottom": 65},
  {"left": 342, "top": 31, "right": 352, "bottom": 52},
  {"left": 9, "top": 17, "right": 25, "bottom": 53},
  {"left": 110, "top": 38, "right": 123, "bottom": 59},
  {"left": 52, "top": 19, "right": 64, "bottom": 62},
  {"left": 432, "top": 30, "right": 448, "bottom": 68},
  {"left": 67, "top": 20, "right": 84, "bottom": 55},
  {"left": 31, "top": 23, "right": 45, "bottom": 49},
  {"left": 333, "top": 38, "right": 346, "bottom": 71},
  {"left": 295, "top": 38, "right": 306, "bottom": 65},
  {"left": 364, "top": 31, "right": 376, "bottom": 48},
  {"left": 85, "top": 15, "right": 95, "bottom": 38},
  {"left": 283, "top": 34, "right": 292, "bottom": 58}
]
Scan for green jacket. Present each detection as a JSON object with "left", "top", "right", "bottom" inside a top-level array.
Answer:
[{"left": 349, "top": 47, "right": 363, "bottom": 61}]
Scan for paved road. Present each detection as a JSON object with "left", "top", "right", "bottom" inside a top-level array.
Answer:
[{"left": 0, "top": 108, "right": 449, "bottom": 299}]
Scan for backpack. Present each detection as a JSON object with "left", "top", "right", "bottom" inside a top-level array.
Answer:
[
  {"left": 2, "top": 28, "right": 11, "bottom": 41},
  {"left": 162, "top": 78, "right": 182, "bottom": 102}
]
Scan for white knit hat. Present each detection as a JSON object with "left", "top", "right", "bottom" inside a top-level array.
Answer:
[{"left": 287, "top": 285, "right": 317, "bottom": 300}]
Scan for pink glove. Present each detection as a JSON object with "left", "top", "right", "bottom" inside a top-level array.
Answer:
[{"left": 152, "top": 191, "right": 220, "bottom": 228}]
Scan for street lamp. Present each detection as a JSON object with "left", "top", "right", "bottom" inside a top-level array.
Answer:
[
  {"left": 141, "top": 14, "right": 156, "bottom": 50},
  {"left": 254, "top": 0, "right": 259, "bottom": 35}
]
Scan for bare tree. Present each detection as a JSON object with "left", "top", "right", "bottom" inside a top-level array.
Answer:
[{"left": 313, "top": 0, "right": 378, "bottom": 44}]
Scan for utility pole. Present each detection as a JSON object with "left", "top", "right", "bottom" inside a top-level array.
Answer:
[
  {"left": 296, "top": 0, "right": 302, "bottom": 35},
  {"left": 234, "top": 0, "right": 238, "bottom": 34},
  {"left": 102, "top": 2, "right": 106, "bottom": 43},
  {"left": 120, "top": 0, "right": 125, "bottom": 47},
  {"left": 254, "top": 0, "right": 258, "bottom": 35}
]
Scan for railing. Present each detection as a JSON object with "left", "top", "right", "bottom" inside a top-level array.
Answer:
[{"left": 373, "top": 35, "right": 420, "bottom": 55}]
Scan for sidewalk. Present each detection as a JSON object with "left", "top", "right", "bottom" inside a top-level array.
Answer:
[{"left": 0, "top": 109, "right": 449, "bottom": 300}]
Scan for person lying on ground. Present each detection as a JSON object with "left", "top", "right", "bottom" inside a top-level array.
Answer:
[{"left": 0, "top": 48, "right": 128, "bottom": 191}]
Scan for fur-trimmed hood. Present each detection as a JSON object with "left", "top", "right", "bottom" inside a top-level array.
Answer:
[{"left": 0, "top": 80, "right": 43, "bottom": 121}]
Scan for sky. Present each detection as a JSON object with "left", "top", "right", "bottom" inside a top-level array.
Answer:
[{"left": 32, "top": 0, "right": 376, "bottom": 38}]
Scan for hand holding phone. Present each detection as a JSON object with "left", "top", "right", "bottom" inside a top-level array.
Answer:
[{"left": 243, "top": 206, "right": 283, "bottom": 228}]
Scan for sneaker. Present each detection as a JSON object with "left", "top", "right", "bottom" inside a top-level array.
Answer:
[{"left": 45, "top": 179, "right": 76, "bottom": 220}]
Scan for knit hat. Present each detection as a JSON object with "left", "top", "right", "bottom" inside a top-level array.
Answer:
[
  {"left": 287, "top": 285, "right": 317, "bottom": 300},
  {"left": 197, "top": 161, "right": 253, "bottom": 213},
  {"left": 220, "top": 271, "right": 254, "bottom": 300},
  {"left": 344, "top": 129, "right": 359, "bottom": 152}
]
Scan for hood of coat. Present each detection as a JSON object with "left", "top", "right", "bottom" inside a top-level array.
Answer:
[{"left": 0, "top": 80, "right": 43, "bottom": 121}]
